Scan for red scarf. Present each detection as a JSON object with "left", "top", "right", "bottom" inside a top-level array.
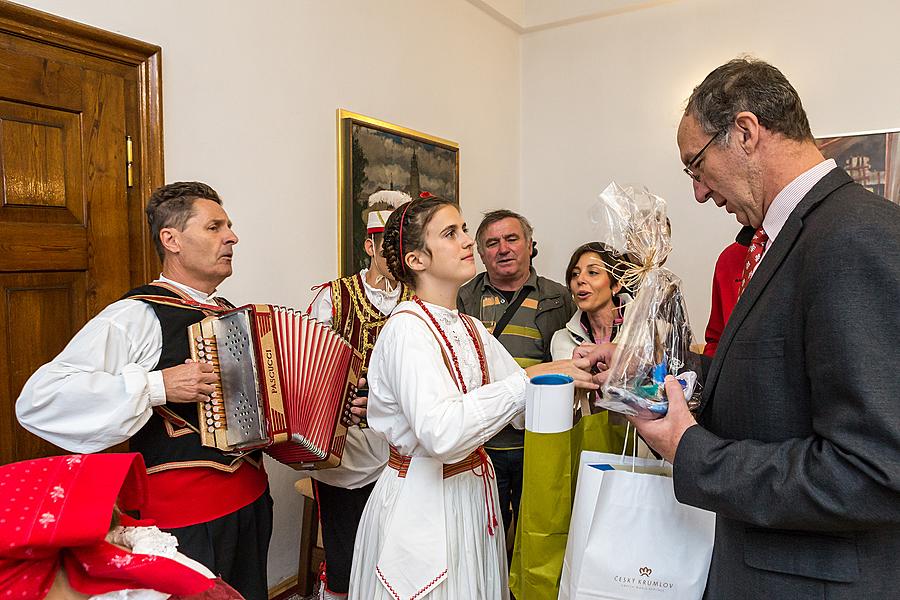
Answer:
[{"left": 0, "top": 453, "right": 214, "bottom": 598}]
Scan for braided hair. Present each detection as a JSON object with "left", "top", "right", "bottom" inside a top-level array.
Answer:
[{"left": 381, "top": 194, "right": 457, "bottom": 288}]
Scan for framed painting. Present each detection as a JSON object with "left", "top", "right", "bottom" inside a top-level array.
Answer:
[
  {"left": 816, "top": 128, "right": 900, "bottom": 204},
  {"left": 337, "top": 109, "right": 459, "bottom": 276}
]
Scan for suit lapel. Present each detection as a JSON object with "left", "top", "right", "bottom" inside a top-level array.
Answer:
[{"left": 698, "top": 168, "right": 854, "bottom": 415}]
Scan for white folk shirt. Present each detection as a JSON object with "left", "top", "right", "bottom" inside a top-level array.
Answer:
[
  {"left": 15, "top": 276, "right": 214, "bottom": 453},
  {"left": 354, "top": 299, "right": 528, "bottom": 600},
  {"left": 305, "top": 269, "right": 401, "bottom": 488}
]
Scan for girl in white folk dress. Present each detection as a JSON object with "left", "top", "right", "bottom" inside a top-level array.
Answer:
[{"left": 348, "top": 195, "right": 597, "bottom": 600}]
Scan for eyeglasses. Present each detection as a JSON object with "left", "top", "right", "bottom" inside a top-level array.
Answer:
[{"left": 683, "top": 130, "right": 723, "bottom": 182}]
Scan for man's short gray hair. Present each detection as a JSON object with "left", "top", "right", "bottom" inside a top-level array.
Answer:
[{"left": 685, "top": 57, "right": 813, "bottom": 145}]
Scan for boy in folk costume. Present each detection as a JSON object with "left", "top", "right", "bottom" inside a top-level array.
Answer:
[{"left": 305, "top": 190, "right": 412, "bottom": 600}]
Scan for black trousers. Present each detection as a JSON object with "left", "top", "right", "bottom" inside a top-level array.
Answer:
[
  {"left": 164, "top": 489, "right": 273, "bottom": 600},
  {"left": 485, "top": 447, "right": 524, "bottom": 533},
  {"left": 314, "top": 479, "right": 376, "bottom": 594}
]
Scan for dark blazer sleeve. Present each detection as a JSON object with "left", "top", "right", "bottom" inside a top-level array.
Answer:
[{"left": 674, "top": 200, "right": 900, "bottom": 532}]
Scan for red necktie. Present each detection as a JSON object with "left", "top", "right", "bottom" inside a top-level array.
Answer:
[{"left": 738, "top": 226, "right": 768, "bottom": 295}]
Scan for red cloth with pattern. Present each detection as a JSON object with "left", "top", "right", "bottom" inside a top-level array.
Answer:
[
  {"left": 0, "top": 453, "right": 215, "bottom": 599},
  {"left": 738, "top": 226, "right": 769, "bottom": 296}
]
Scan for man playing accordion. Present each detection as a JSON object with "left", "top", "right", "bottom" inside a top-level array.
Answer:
[{"left": 16, "top": 182, "right": 272, "bottom": 600}]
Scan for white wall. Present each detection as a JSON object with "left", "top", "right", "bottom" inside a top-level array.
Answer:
[
  {"left": 521, "top": 0, "right": 900, "bottom": 333},
  {"left": 18, "top": 0, "right": 520, "bottom": 589}
]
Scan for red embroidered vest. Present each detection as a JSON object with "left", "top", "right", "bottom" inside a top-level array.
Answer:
[{"left": 330, "top": 273, "right": 411, "bottom": 374}]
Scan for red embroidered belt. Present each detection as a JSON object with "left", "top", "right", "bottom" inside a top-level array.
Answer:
[
  {"left": 387, "top": 445, "right": 500, "bottom": 536},
  {"left": 387, "top": 445, "right": 486, "bottom": 479}
]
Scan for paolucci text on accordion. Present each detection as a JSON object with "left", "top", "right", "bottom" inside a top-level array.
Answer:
[{"left": 188, "top": 304, "right": 363, "bottom": 469}]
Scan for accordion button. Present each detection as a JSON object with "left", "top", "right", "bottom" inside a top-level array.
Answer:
[
  {"left": 213, "top": 414, "right": 221, "bottom": 421},
  {"left": 205, "top": 410, "right": 212, "bottom": 417},
  {"left": 207, "top": 426, "right": 215, "bottom": 433},
  {"left": 206, "top": 418, "right": 214, "bottom": 425},
  {"left": 214, "top": 422, "right": 222, "bottom": 429}
]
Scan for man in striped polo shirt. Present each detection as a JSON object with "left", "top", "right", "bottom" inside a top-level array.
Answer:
[{"left": 457, "top": 209, "right": 575, "bottom": 539}]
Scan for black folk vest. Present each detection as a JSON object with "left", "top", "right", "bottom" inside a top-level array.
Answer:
[{"left": 123, "top": 283, "right": 259, "bottom": 474}]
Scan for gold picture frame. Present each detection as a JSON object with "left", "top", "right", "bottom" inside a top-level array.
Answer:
[{"left": 337, "top": 109, "right": 459, "bottom": 276}]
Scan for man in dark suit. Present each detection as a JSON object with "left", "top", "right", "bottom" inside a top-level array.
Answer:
[{"left": 627, "top": 58, "right": 900, "bottom": 598}]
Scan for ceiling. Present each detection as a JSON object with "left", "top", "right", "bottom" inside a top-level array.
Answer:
[{"left": 466, "top": 0, "right": 681, "bottom": 33}]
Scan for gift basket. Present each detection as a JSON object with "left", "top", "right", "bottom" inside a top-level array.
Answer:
[{"left": 591, "top": 182, "right": 700, "bottom": 419}]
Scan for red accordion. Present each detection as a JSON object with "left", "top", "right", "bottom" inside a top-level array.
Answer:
[{"left": 188, "top": 304, "right": 363, "bottom": 469}]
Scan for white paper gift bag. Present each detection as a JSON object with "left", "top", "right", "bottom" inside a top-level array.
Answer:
[
  {"left": 559, "top": 452, "right": 670, "bottom": 600},
  {"left": 569, "top": 468, "right": 715, "bottom": 599}
]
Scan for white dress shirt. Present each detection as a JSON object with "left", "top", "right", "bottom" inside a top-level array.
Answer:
[
  {"left": 762, "top": 159, "right": 838, "bottom": 255},
  {"left": 16, "top": 276, "right": 215, "bottom": 453}
]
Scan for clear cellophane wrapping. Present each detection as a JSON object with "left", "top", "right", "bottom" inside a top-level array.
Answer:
[
  {"left": 591, "top": 182, "right": 700, "bottom": 418},
  {"left": 189, "top": 304, "right": 361, "bottom": 469}
]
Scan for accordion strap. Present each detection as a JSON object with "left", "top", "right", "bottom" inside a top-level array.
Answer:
[
  {"left": 153, "top": 405, "right": 197, "bottom": 432},
  {"left": 128, "top": 282, "right": 231, "bottom": 316},
  {"left": 127, "top": 294, "right": 229, "bottom": 315},
  {"left": 153, "top": 406, "right": 253, "bottom": 459}
]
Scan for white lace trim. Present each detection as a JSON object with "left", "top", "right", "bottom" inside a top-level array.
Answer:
[
  {"left": 106, "top": 526, "right": 178, "bottom": 558},
  {"left": 422, "top": 302, "right": 482, "bottom": 391},
  {"left": 90, "top": 526, "right": 214, "bottom": 600}
]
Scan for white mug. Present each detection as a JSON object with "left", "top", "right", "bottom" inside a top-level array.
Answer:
[{"left": 525, "top": 374, "right": 574, "bottom": 433}]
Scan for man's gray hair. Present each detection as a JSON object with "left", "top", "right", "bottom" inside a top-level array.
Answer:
[{"left": 685, "top": 57, "right": 813, "bottom": 145}]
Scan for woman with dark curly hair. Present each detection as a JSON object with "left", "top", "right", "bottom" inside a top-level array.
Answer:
[
  {"left": 550, "top": 242, "right": 630, "bottom": 360},
  {"left": 348, "top": 195, "right": 596, "bottom": 600}
]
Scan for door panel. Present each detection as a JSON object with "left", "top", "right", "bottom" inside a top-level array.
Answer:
[
  {"left": 0, "top": 223, "right": 87, "bottom": 271},
  {"left": 0, "top": 44, "right": 82, "bottom": 111},
  {"left": 0, "top": 66, "right": 126, "bottom": 463},
  {"left": 0, "top": 3, "right": 162, "bottom": 465},
  {"left": 0, "top": 100, "right": 84, "bottom": 225},
  {"left": 0, "top": 271, "right": 86, "bottom": 461},
  {"left": 83, "top": 69, "right": 130, "bottom": 313}
]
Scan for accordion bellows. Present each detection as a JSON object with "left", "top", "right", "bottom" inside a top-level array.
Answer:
[{"left": 189, "top": 304, "right": 362, "bottom": 469}]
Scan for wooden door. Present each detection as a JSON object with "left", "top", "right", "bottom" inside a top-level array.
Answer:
[{"left": 0, "top": 3, "right": 163, "bottom": 464}]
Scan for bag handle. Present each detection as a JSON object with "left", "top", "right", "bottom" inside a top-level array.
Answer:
[
  {"left": 491, "top": 289, "right": 529, "bottom": 339},
  {"left": 576, "top": 390, "right": 592, "bottom": 419},
  {"left": 619, "top": 422, "right": 666, "bottom": 471}
]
